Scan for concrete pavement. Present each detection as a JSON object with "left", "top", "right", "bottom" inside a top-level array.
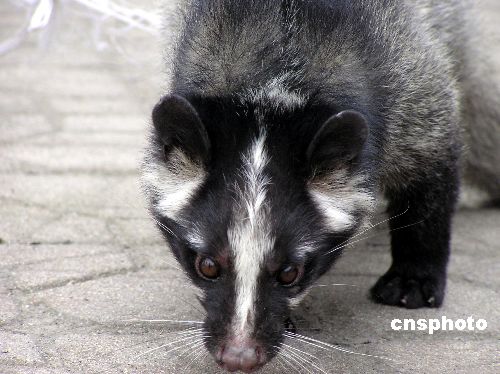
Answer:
[{"left": 0, "top": 1, "right": 499, "bottom": 373}]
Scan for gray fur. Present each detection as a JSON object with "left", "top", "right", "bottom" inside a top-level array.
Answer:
[
  {"left": 163, "top": 0, "right": 498, "bottom": 201},
  {"left": 417, "top": 0, "right": 500, "bottom": 202}
]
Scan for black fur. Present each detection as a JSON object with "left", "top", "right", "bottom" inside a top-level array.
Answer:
[{"left": 371, "top": 162, "right": 460, "bottom": 308}]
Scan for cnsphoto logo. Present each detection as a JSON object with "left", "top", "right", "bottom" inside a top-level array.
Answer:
[{"left": 391, "top": 316, "right": 488, "bottom": 334}]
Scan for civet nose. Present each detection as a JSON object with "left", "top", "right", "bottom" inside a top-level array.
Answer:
[{"left": 216, "top": 339, "right": 266, "bottom": 373}]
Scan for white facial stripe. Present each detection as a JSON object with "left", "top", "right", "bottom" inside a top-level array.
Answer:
[
  {"left": 141, "top": 147, "right": 206, "bottom": 219},
  {"left": 228, "top": 132, "right": 274, "bottom": 336},
  {"left": 308, "top": 172, "right": 375, "bottom": 232}
]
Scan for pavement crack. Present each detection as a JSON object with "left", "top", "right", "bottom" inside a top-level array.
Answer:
[{"left": 24, "top": 266, "right": 145, "bottom": 293}]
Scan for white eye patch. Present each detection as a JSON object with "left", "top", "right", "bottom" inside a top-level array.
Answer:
[
  {"left": 142, "top": 147, "right": 206, "bottom": 220},
  {"left": 308, "top": 171, "right": 375, "bottom": 232}
]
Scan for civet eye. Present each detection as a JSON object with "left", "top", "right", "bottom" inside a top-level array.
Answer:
[
  {"left": 195, "top": 255, "right": 220, "bottom": 280},
  {"left": 278, "top": 265, "right": 301, "bottom": 286}
]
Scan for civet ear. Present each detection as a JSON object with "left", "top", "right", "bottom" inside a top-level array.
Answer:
[
  {"left": 307, "top": 110, "right": 368, "bottom": 170},
  {"left": 152, "top": 94, "right": 210, "bottom": 163}
]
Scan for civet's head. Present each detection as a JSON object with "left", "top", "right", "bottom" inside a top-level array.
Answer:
[{"left": 142, "top": 93, "right": 374, "bottom": 372}]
